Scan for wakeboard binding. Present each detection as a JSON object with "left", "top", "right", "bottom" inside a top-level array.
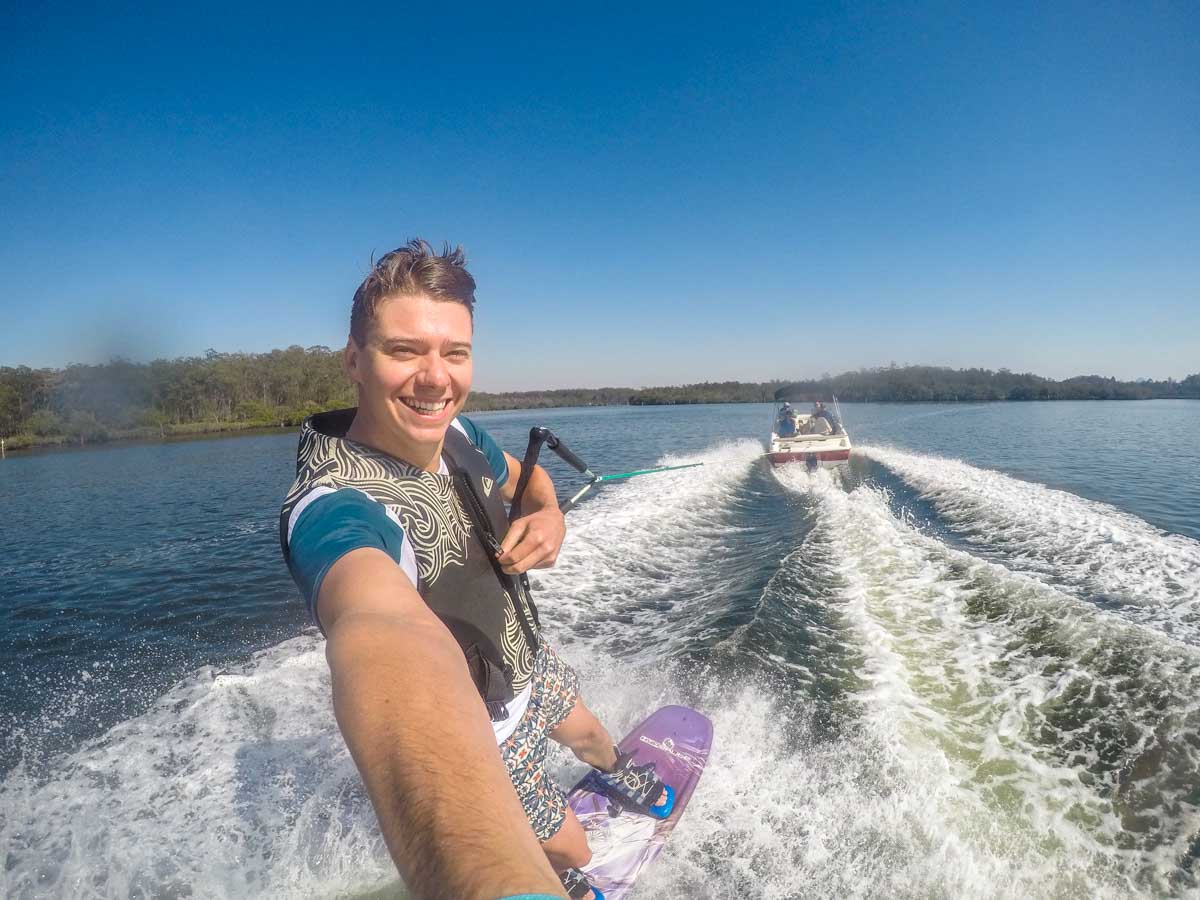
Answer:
[{"left": 588, "top": 747, "right": 676, "bottom": 820}]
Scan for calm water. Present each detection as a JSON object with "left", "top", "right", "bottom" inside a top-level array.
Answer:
[{"left": 2, "top": 400, "right": 1198, "bottom": 898}]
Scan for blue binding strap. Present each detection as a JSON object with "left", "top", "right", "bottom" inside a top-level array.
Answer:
[{"left": 648, "top": 783, "right": 676, "bottom": 820}]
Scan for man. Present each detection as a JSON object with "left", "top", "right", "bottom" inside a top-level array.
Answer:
[
  {"left": 279, "top": 241, "right": 668, "bottom": 900},
  {"left": 812, "top": 400, "right": 840, "bottom": 434},
  {"left": 775, "top": 402, "right": 798, "bottom": 437}
]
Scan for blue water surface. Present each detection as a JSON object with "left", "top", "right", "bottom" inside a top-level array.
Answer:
[{"left": 1, "top": 400, "right": 1196, "bottom": 775}]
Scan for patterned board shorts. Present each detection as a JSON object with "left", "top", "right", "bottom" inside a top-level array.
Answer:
[{"left": 500, "top": 640, "right": 580, "bottom": 841}]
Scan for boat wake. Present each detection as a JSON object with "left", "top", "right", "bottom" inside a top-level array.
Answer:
[
  {"left": 0, "top": 635, "right": 388, "bottom": 899},
  {"left": 858, "top": 445, "right": 1200, "bottom": 644},
  {"left": 769, "top": 461, "right": 1200, "bottom": 897},
  {"left": 532, "top": 438, "right": 769, "bottom": 658},
  {"left": 4, "top": 439, "right": 1199, "bottom": 898}
]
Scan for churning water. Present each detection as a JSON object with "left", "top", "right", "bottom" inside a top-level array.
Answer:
[{"left": 2, "top": 401, "right": 1198, "bottom": 898}]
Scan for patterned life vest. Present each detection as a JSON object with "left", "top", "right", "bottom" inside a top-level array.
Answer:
[{"left": 279, "top": 408, "right": 540, "bottom": 719}]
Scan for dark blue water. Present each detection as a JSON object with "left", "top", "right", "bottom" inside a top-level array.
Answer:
[
  {"left": 1, "top": 434, "right": 305, "bottom": 774},
  {"left": 2, "top": 400, "right": 1198, "bottom": 899}
]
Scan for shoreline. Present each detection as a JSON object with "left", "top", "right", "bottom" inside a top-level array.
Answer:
[
  {"left": 2, "top": 397, "right": 1194, "bottom": 457},
  {"left": 0, "top": 421, "right": 298, "bottom": 457}
]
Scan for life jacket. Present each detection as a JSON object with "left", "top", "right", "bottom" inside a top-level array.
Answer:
[{"left": 279, "top": 408, "right": 541, "bottom": 720}]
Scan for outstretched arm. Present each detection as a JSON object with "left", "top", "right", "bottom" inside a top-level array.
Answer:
[
  {"left": 319, "top": 547, "right": 564, "bottom": 900},
  {"left": 497, "top": 451, "right": 566, "bottom": 575}
]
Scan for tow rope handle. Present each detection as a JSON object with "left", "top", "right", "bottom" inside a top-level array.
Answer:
[
  {"left": 509, "top": 426, "right": 703, "bottom": 520},
  {"left": 509, "top": 427, "right": 594, "bottom": 523}
]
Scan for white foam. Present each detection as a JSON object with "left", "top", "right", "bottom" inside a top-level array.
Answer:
[
  {"left": 859, "top": 445, "right": 1200, "bottom": 643},
  {"left": 0, "top": 635, "right": 397, "bottom": 899},
  {"left": 532, "top": 439, "right": 765, "bottom": 656},
  {"left": 769, "top": 464, "right": 1200, "bottom": 897},
  {"left": 7, "top": 441, "right": 1200, "bottom": 899},
  {"left": 0, "top": 440, "right": 767, "bottom": 900}
]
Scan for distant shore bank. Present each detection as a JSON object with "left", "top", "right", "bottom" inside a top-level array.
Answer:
[
  {"left": 0, "top": 420, "right": 294, "bottom": 455},
  {"left": 4, "top": 354, "right": 1198, "bottom": 455},
  {"left": 3, "top": 396, "right": 1196, "bottom": 456}
]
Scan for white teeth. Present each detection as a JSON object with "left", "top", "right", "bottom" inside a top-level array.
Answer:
[{"left": 401, "top": 398, "right": 449, "bottom": 414}]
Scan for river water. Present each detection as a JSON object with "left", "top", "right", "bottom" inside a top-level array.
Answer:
[{"left": 2, "top": 400, "right": 1198, "bottom": 898}]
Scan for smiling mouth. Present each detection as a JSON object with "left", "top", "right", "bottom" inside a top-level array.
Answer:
[{"left": 399, "top": 397, "right": 452, "bottom": 417}]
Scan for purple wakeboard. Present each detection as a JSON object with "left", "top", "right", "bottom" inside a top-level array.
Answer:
[{"left": 568, "top": 705, "right": 712, "bottom": 900}]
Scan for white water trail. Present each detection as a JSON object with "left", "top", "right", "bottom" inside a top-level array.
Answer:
[
  {"left": 0, "top": 637, "right": 395, "bottom": 899},
  {"left": 8, "top": 439, "right": 1199, "bottom": 899},
  {"left": 859, "top": 445, "right": 1200, "bottom": 643},
  {"left": 533, "top": 439, "right": 766, "bottom": 655},
  {"left": 768, "top": 464, "right": 1200, "bottom": 898},
  {"left": 0, "top": 440, "right": 767, "bottom": 900}
]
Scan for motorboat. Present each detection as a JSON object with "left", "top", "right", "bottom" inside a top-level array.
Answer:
[{"left": 767, "top": 391, "right": 851, "bottom": 469}]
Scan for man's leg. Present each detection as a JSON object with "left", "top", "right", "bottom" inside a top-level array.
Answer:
[
  {"left": 549, "top": 697, "right": 618, "bottom": 771},
  {"left": 501, "top": 716, "right": 594, "bottom": 895},
  {"left": 540, "top": 807, "right": 591, "bottom": 871},
  {"left": 498, "top": 642, "right": 600, "bottom": 895},
  {"left": 541, "top": 811, "right": 599, "bottom": 900},
  {"left": 550, "top": 697, "right": 670, "bottom": 812}
]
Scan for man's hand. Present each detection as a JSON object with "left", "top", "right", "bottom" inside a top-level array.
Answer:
[
  {"left": 498, "top": 450, "right": 567, "bottom": 574},
  {"left": 497, "top": 506, "right": 566, "bottom": 574}
]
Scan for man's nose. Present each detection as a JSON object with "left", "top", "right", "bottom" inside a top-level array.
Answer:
[{"left": 416, "top": 351, "right": 451, "bottom": 387}]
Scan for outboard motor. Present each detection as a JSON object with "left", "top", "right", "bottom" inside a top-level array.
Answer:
[{"left": 805, "top": 454, "right": 818, "bottom": 472}]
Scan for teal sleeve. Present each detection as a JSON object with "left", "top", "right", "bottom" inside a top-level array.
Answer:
[
  {"left": 287, "top": 488, "right": 408, "bottom": 631},
  {"left": 456, "top": 415, "right": 510, "bottom": 486}
]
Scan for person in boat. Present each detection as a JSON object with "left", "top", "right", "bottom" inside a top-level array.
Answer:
[
  {"left": 279, "top": 240, "right": 671, "bottom": 900},
  {"left": 806, "top": 413, "right": 832, "bottom": 436},
  {"left": 811, "top": 401, "right": 840, "bottom": 434},
  {"left": 776, "top": 402, "right": 798, "bottom": 437}
]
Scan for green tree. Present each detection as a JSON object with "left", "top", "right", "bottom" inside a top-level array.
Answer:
[
  {"left": 27, "top": 409, "right": 64, "bottom": 436},
  {"left": 0, "top": 383, "right": 20, "bottom": 436}
]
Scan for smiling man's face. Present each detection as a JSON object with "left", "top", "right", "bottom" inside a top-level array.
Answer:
[{"left": 345, "top": 292, "right": 473, "bottom": 468}]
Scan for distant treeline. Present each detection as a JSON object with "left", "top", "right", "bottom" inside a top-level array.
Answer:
[
  {"left": 1, "top": 349, "right": 1197, "bottom": 450},
  {"left": 466, "top": 381, "right": 782, "bottom": 409},
  {"left": 0, "top": 347, "right": 356, "bottom": 450},
  {"left": 697, "top": 365, "right": 1200, "bottom": 405}
]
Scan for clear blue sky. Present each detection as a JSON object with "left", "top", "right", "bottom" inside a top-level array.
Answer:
[{"left": 2, "top": 1, "right": 1197, "bottom": 390}]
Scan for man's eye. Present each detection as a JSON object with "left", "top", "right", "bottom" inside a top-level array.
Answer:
[
  {"left": 448, "top": 350, "right": 471, "bottom": 360},
  {"left": 390, "top": 347, "right": 416, "bottom": 357}
]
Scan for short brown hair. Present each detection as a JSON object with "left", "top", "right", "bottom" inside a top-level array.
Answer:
[{"left": 349, "top": 239, "right": 476, "bottom": 345}]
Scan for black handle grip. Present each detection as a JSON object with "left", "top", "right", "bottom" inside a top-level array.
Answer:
[
  {"left": 509, "top": 427, "right": 550, "bottom": 523},
  {"left": 545, "top": 433, "right": 590, "bottom": 474}
]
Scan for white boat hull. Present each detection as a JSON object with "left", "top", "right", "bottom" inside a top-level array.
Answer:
[{"left": 767, "top": 431, "right": 852, "bottom": 468}]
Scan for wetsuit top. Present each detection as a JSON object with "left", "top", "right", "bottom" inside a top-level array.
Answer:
[{"left": 279, "top": 408, "right": 540, "bottom": 743}]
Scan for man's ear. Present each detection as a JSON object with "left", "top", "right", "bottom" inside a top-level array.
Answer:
[{"left": 343, "top": 337, "right": 362, "bottom": 384}]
